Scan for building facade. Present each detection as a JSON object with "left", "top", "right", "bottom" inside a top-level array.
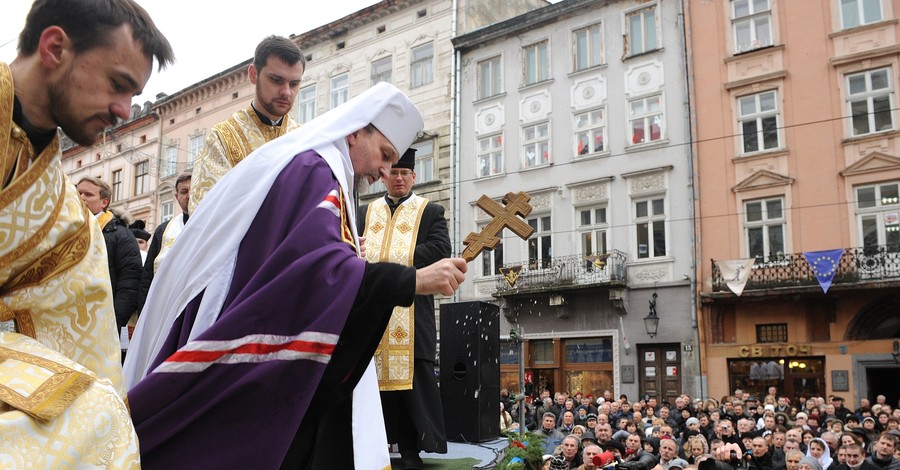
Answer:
[
  {"left": 61, "top": 102, "right": 161, "bottom": 226},
  {"left": 453, "top": 0, "right": 698, "bottom": 402},
  {"left": 689, "top": 0, "right": 900, "bottom": 406}
]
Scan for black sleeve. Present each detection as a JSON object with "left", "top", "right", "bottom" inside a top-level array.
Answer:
[
  {"left": 356, "top": 204, "right": 369, "bottom": 235},
  {"left": 413, "top": 204, "right": 451, "bottom": 268},
  {"left": 138, "top": 222, "right": 167, "bottom": 313},
  {"left": 113, "top": 227, "right": 143, "bottom": 328}
]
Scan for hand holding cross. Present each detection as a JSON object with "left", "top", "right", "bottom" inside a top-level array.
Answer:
[{"left": 461, "top": 192, "right": 535, "bottom": 262}]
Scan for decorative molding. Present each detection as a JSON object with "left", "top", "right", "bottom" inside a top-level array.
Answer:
[
  {"left": 520, "top": 90, "right": 551, "bottom": 123},
  {"left": 840, "top": 151, "right": 900, "bottom": 176},
  {"left": 625, "top": 60, "right": 664, "bottom": 97},
  {"left": 732, "top": 169, "right": 794, "bottom": 193},
  {"left": 724, "top": 70, "right": 788, "bottom": 91},
  {"left": 631, "top": 265, "right": 670, "bottom": 282},
  {"left": 475, "top": 104, "right": 504, "bottom": 134},
  {"left": 571, "top": 75, "right": 606, "bottom": 110},
  {"left": 573, "top": 182, "right": 609, "bottom": 203},
  {"left": 628, "top": 173, "right": 666, "bottom": 195},
  {"left": 530, "top": 192, "right": 551, "bottom": 210}
]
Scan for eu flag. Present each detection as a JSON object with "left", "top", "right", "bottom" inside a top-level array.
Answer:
[{"left": 803, "top": 249, "right": 845, "bottom": 293}]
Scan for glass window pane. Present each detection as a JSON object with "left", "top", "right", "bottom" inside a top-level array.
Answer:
[
  {"left": 596, "top": 208, "right": 606, "bottom": 223},
  {"left": 863, "top": 0, "right": 882, "bottom": 23},
  {"left": 645, "top": 9, "right": 657, "bottom": 50},
  {"left": 636, "top": 201, "right": 648, "bottom": 218},
  {"left": 752, "top": 0, "right": 769, "bottom": 13},
  {"left": 873, "top": 95, "right": 893, "bottom": 131},
  {"left": 734, "top": 0, "right": 750, "bottom": 18},
  {"left": 637, "top": 222, "right": 649, "bottom": 258},
  {"left": 565, "top": 370, "right": 614, "bottom": 401},
  {"left": 848, "top": 74, "right": 867, "bottom": 95},
  {"left": 762, "top": 116, "right": 779, "bottom": 149},
  {"left": 652, "top": 198, "right": 664, "bottom": 216},
  {"left": 746, "top": 201, "right": 763, "bottom": 222},
  {"left": 541, "top": 216, "right": 551, "bottom": 231},
  {"left": 532, "top": 340, "right": 554, "bottom": 365},
  {"left": 858, "top": 187, "right": 877, "bottom": 208},
  {"left": 881, "top": 184, "right": 899, "bottom": 205},
  {"left": 630, "top": 14, "right": 643, "bottom": 55},
  {"left": 871, "top": 69, "right": 890, "bottom": 90},
  {"left": 842, "top": 0, "right": 860, "bottom": 28},
  {"left": 739, "top": 95, "right": 757, "bottom": 116},
  {"left": 653, "top": 220, "right": 666, "bottom": 256},
  {"left": 756, "top": 16, "right": 772, "bottom": 46},
  {"left": 748, "top": 227, "right": 764, "bottom": 259},
  {"left": 564, "top": 338, "right": 613, "bottom": 363},
  {"left": 759, "top": 91, "right": 776, "bottom": 111},
  {"left": 768, "top": 224, "right": 785, "bottom": 255},
  {"left": 743, "top": 120, "right": 759, "bottom": 153},
  {"left": 582, "top": 232, "right": 593, "bottom": 254},
  {"left": 580, "top": 210, "right": 592, "bottom": 226},
  {"left": 766, "top": 199, "right": 783, "bottom": 219},
  {"left": 851, "top": 99, "right": 871, "bottom": 135},
  {"left": 861, "top": 215, "right": 879, "bottom": 248}
]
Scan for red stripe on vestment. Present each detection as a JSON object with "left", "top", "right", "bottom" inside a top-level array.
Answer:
[{"left": 165, "top": 339, "right": 336, "bottom": 364}]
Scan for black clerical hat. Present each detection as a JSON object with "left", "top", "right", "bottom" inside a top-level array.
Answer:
[{"left": 393, "top": 148, "right": 416, "bottom": 169}]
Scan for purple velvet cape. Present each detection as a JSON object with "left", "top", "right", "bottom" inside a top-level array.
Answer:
[{"left": 128, "top": 150, "right": 366, "bottom": 468}]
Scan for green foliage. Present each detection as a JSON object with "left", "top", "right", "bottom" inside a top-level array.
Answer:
[{"left": 498, "top": 431, "right": 546, "bottom": 470}]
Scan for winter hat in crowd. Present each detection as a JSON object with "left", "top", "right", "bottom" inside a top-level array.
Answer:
[
  {"left": 669, "top": 458, "right": 690, "bottom": 470},
  {"left": 686, "top": 417, "right": 700, "bottom": 427},
  {"left": 800, "top": 456, "right": 823, "bottom": 470},
  {"left": 549, "top": 455, "right": 568, "bottom": 470}
]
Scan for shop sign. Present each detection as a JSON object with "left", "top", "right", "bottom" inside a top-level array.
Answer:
[{"left": 738, "top": 344, "right": 811, "bottom": 357}]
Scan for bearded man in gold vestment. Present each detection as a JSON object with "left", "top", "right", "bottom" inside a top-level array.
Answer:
[
  {"left": 0, "top": 0, "right": 173, "bottom": 467},
  {"left": 188, "top": 35, "right": 305, "bottom": 213}
]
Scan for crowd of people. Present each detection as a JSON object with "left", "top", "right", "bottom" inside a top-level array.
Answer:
[{"left": 500, "top": 388, "right": 900, "bottom": 470}]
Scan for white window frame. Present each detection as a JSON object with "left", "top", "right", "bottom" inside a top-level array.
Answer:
[
  {"left": 478, "top": 55, "right": 502, "bottom": 99},
  {"left": 330, "top": 73, "right": 349, "bottom": 109},
  {"left": 855, "top": 181, "right": 900, "bottom": 250},
  {"left": 477, "top": 134, "right": 504, "bottom": 178},
  {"left": 161, "top": 144, "right": 177, "bottom": 178},
  {"left": 477, "top": 221, "right": 504, "bottom": 277},
  {"left": 298, "top": 84, "right": 317, "bottom": 124},
  {"left": 738, "top": 90, "right": 780, "bottom": 154},
  {"left": 840, "top": 0, "right": 883, "bottom": 29},
  {"left": 846, "top": 67, "right": 894, "bottom": 137},
  {"left": 574, "top": 22, "right": 604, "bottom": 71},
  {"left": 188, "top": 134, "right": 203, "bottom": 170},
  {"left": 628, "top": 94, "right": 664, "bottom": 146},
  {"left": 523, "top": 40, "right": 550, "bottom": 86},
  {"left": 410, "top": 42, "right": 434, "bottom": 88},
  {"left": 574, "top": 107, "right": 607, "bottom": 157},
  {"left": 577, "top": 205, "right": 609, "bottom": 256},
  {"left": 160, "top": 200, "right": 174, "bottom": 223},
  {"left": 523, "top": 122, "right": 550, "bottom": 168},
  {"left": 112, "top": 169, "right": 122, "bottom": 202},
  {"left": 413, "top": 140, "right": 434, "bottom": 183},
  {"left": 732, "top": 0, "right": 773, "bottom": 54},
  {"left": 634, "top": 196, "right": 667, "bottom": 259},
  {"left": 527, "top": 213, "right": 553, "bottom": 269},
  {"left": 371, "top": 56, "right": 392, "bottom": 85},
  {"left": 626, "top": 4, "right": 659, "bottom": 57},
  {"left": 134, "top": 160, "right": 149, "bottom": 196},
  {"left": 744, "top": 196, "right": 786, "bottom": 264}
]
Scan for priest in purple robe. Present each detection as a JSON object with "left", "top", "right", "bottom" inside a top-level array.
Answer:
[{"left": 123, "top": 82, "right": 467, "bottom": 469}]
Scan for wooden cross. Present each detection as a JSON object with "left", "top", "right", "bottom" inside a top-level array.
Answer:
[{"left": 461, "top": 192, "right": 535, "bottom": 262}]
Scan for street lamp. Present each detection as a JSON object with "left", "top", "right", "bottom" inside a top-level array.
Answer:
[{"left": 643, "top": 292, "right": 659, "bottom": 338}]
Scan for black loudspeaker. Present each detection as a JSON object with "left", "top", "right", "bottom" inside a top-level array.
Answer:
[{"left": 440, "top": 301, "right": 500, "bottom": 443}]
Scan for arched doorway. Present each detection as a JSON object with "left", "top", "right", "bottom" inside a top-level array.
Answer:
[{"left": 847, "top": 296, "right": 900, "bottom": 407}]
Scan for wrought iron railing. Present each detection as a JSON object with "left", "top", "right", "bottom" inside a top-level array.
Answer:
[
  {"left": 711, "top": 245, "right": 900, "bottom": 293},
  {"left": 494, "top": 250, "right": 627, "bottom": 294}
]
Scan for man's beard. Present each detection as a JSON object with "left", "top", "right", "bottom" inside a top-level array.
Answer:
[{"left": 49, "top": 67, "right": 113, "bottom": 146}]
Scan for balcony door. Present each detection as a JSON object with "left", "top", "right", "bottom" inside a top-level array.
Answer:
[{"left": 638, "top": 343, "right": 681, "bottom": 404}]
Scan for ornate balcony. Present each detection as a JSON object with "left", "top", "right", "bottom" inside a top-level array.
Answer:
[
  {"left": 494, "top": 250, "right": 628, "bottom": 296},
  {"left": 710, "top": 245, "right": 900, "bottom": 294}
]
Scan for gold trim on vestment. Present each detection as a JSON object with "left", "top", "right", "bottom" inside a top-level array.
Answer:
[
  {"left": 364, "top": 195, "right": 427, "bottom": 391},
  {"left": 0, "top": 174, "right": 65, "bottom": 270},
  {"left": 0, "top": 338, "right": 94, "bottom": 420},
  {"left": 96, "top": 210, "right": 113, "bottom": 230}
]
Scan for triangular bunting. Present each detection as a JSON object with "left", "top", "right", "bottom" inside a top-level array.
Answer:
[
  {"left": 585, "top": 254, "right": 609, "bottom": 270},
  {"left": 803, "top": 249, "right": 844, "bottom": 293},
  {"left": 715, "top": 258, "right": 757, "bottom": 296}
]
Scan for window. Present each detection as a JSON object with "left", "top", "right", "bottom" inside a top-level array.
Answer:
[
  {"left": 629, "top": 95, "right": 663, "bottom": 145},
  {"left": 528, "top": 214, "right": 552, "bottom": 269},
  {"left": 478, "top": 56, "right": 502, "bottom": 99},
  {"left": 523, "top": 40, "right": 550, "bottom": 85},
  {"left": 160, "top": 200, "right": 174, "bottom": 223},
  {"left": 579, "top": 205, "right": 609, "bottom": 256},
  {"left": 413, "top": 140, "right": 434, "bottom": 183},
  {"left": 841, "top": 0, "right": 883, "bottom": 29},
  {"left": 856, "top": 182, "right": 900, "bottom": 251},
  {"left": 330, "top": 73, "right": 349, "bottom": 109},
  {"left": 756, "top": 323, "right": 788, "bottom": 343},
  {"left": 847, "top": 68, "right": 894, "bottom": 137},
  {"left": 523, "top": 122, "right": 550, "bottom": 168},
  {"left": 134, "top": 160, "right": 149, "bottom": 196},
  {"left": 371, "top": 56, "right": 392, "bottom": 85},
  {"left": 574, "top": 23, "right": 603, "bottom": 71},
  {"left": 410, "top": 42, "right": 434, "bottom": 88},
  {"left": 188, "top": 135, "right": 203, "bottom": 170},
  {"left": 732, "top": 0, "right": 772, "bottom": 53},
  {"left": 366, "top": 178, "right": 386, "bottom": 195},
  {"left": 575, "top": 108, "right": 606, "bottom": 156},
  {"left": 477, "top": 134, "right": 503, "bottom": 177},
  {"left": 479, "top": 222, "right": 504, "bottom": 277},
  {"left": 298, "top": 85, "right": 316, "bottom": 124},
  {"left": 112, "top": 170, "right": 122, "bottom": 202},
  {"left": 738, "top": 90, "right": 779, "bottom": 153},
  {"left": 160, "top": 145, "right": 177, "bottom": 178},
  {"left": 626, "top": 5, "right": 658, "bottom": 56},
  {"left": 635, "top": 197, "right": 666, "bottom": 259},
  {"left": 745, "top": 197, "right": 786, "bottom": 263}
]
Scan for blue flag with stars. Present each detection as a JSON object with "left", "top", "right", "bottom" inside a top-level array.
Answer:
[{"left": 803, "top": 249, "right": 844, "bottom": 293}]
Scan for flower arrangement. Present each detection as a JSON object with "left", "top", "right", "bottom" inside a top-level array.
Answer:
[{"left": 498, "top": 431, "right": 546, "bottom": 470}]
